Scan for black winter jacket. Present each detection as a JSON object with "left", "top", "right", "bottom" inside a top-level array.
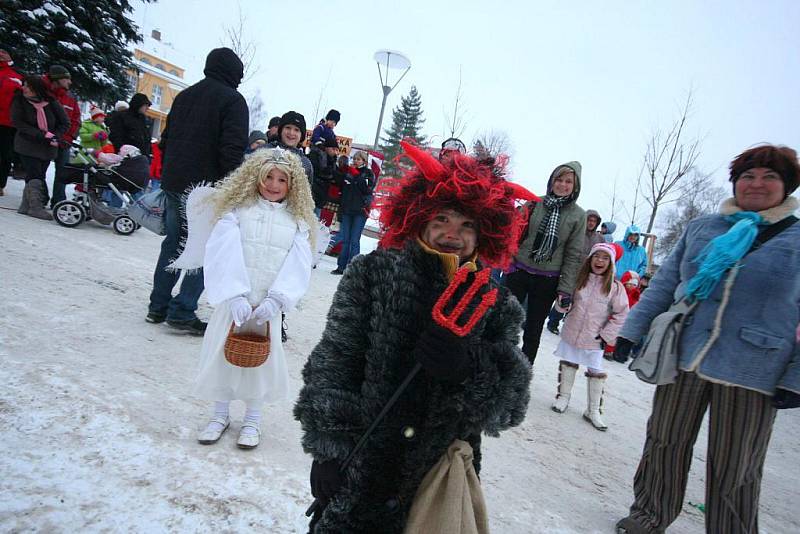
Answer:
[
  {"left": 308, "top": 146, "right": 335, "bottom": 209},
  {"left": 160, "top": 48, "right": 249, "bottom": 193},
  {"left": 337, "top": 164, "right": 375, "bottom": 215},
  {"left": 294, "top": 242, "right": 531, "bottom": 533},
  {"left": 108, "top": 93, "right": 152, "bottom": 157},
  {"left": 11, "top": 93, "right": 69, "bottom": 161}
]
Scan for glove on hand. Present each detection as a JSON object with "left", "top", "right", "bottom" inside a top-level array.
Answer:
[
  {"left": 93, "top": 131, "right": 108, "bottom": 141},
  {"left": 414, "top": 324, "right": 471, "bottom": 383},
  {"left": 558, "top": 294, "right": 573, "bottom": 310},
  {"left": 772, "top": 388, "right": 800, "bottom": 410},
  {"left": 253, "top": 297, "right": 280, "bottom": 325},
  {"left": 310, "top": 459, "right": 343, "bottom": 501},
  {"left": 612, "top": 337, "right": 635, "bottom": 363},
  {"left": 595, "top": 336, "right": 607, "bottom": 350},
  {"left": 228, "top": 296, "right": 252, "bottom": 326}
]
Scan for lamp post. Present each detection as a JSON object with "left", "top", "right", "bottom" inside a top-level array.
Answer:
[{"left": 372, "top": 50, "right": 411, "bottom": 150}]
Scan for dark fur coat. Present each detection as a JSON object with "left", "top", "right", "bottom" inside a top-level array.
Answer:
[{"left": 294, "top": 241, "right": 531, "bottom": 533}]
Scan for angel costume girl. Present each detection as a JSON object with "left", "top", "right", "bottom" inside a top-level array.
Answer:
[{"left": 170, "top": 148, "right": 322, "bottom": 449}]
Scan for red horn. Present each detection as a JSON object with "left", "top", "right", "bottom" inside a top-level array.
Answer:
[
  {"left": 506, "top": 182, "right": 541, "bottom": 202},
  {"left": 400, "top": 140, "right": 446, "bottom": 181}
]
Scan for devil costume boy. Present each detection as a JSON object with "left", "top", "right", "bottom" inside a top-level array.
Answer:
[{"left": 294, "top": 142, "right": 538, "bottom": 533}]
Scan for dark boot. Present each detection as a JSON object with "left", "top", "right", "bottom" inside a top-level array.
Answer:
[
  {"left": 17, "top": 181, "right": 31, "bottom": 215},
  {"left": 25, "top": 179, "right": 53, "bottom": 220}
]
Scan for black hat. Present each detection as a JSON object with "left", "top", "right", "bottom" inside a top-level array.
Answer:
[
  {"left": 267, "top": 116, "right": 281, "bottom": 129},
  {"left": 248, "top": 130, "right": 267, "bottom": 145},
  {"left": 278, "top": 111, "right": 306, "bottom": 139},
  {"left": 323, "top": 136, "right": 339, "bottom": 149},
  {"left": 48, "top": 65, "right": 71, "bottom": 81},
  {"left": 325, "top": 109, "right": 341, "bottom": 123}
]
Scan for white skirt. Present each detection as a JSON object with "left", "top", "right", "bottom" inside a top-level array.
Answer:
[
  {"left": 553, "top": 339, "right": 605, "bottom": 371},
  {"left": 193, "top": 303, "right": 289, "bottom": 404}
]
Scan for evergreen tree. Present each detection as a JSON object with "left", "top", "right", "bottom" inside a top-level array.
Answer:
[
  {"left": 0, "top": 0, "right": 148, "bottom": 103},
  {"left": 380, "top": 85, "right": 426, "bottom": 176}
]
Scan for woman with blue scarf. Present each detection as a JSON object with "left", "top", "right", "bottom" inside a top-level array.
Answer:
[{"left": 613, "top": 145, "right": 800, "bottom": 534}]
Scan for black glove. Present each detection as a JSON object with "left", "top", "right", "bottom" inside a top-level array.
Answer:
[
  {"left": 772, "top": 388, "right": 800, "bottom": 410},
  {"left": 311, "top": 459, "right": 343, "bottom": 501},
  {"left": 558, "top": 294, "right": 572, "bottom": 309},
  {"left": 414, "top": 324, "right": 471, "bottom": 383},
  {"left": 612, "top": 337, "right": 636, "bottom": 363},
  {"left": 595, "top": 336, "right": 606, "bottom": 350}
]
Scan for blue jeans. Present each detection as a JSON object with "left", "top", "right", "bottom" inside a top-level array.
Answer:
[
  {"left": 337, "top": 213, "right": 367, "bottom": 271},
  {"left": 148, "top": 190, "right": 205, "bottom": 322}
]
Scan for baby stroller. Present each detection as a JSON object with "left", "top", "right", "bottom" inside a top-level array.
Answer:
[{"left": 53, "top": 144, "right": 149, "bottom": 235}]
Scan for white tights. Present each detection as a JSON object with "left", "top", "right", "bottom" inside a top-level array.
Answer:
[{"left": 206, "top": 400, "right": 261, "bottom": 435}]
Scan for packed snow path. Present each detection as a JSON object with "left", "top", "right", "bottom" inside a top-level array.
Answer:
[{"left": 1, "top": 178, "right": 798, "bottom": 533}]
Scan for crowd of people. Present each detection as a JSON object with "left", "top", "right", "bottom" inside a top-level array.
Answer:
[{"left": 2, "top": 45, "right": 799, "bottom": 534}]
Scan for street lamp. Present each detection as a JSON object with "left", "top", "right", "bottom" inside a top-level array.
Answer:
[{"left": 372, "top": 49, "right": 411, "bottom": 150}]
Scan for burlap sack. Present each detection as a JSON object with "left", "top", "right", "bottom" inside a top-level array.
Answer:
[{"left": 404, "top": 439, "right": 489, "bottom": 534}]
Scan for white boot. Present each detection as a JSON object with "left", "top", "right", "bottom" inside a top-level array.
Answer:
[
  {"left": 551, "top": 362, "right": 578, "bottom": 413},
  {"left": 583, "top": 375, "right": 608, "bottom": 431}
]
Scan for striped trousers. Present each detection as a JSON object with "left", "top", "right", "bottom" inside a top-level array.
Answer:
[{"left": 625, "top": 371, "right": 776, "bottom": 533}]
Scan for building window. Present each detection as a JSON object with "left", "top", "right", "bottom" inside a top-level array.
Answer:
[
  {"left": 127, "top": 73, "right": 138, "bottom": 95},
  {"left": 169, "top": 69, "right": 178, "bottom": 76},
  {"left": 140, "top": 57, "right": 151, "bottom": 65},
  {"left": 155, "top": 63, "right": 165, "bottom": 71},
  {"left": 151, "top": 84, "right": 163, "bottom": 108}
]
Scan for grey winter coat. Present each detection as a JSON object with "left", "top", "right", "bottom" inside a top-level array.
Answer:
[
  {"left": 294, "top": 242, "right": 531, "bottom": 533},
  {"left": 620, "top": 197, "right": 800, "bottom": 396},
  {"left": 11, "top": 93, "right": 69, "bottom": 161}
]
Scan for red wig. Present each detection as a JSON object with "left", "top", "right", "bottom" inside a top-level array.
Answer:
[{"left": 378, "top": 141, "right": 539, "bottom": 269}]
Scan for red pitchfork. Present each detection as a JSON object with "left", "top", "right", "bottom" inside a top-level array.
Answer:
[{"left": 305, "top": 266, "right": 497, "bottom": 517}]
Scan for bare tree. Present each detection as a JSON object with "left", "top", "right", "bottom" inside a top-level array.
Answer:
[
  {"left": 221, "top": 3, "right": 259, "bottom": 84},
  {"left": 443, "top": 66, "right": 468, "bottom": 140},
  {"left": 639, "top": 90, "right": 701, "bottom": 233},
  {"left": 248, "top": 88, "right": 268, "bottom": 131},
  {"left": 655, "top": 170, "right": 725, "bottom": 257},
  {"left": 472, "top": 129, "right": 513, "bottom": 161}
]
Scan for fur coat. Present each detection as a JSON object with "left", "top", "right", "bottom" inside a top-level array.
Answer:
[{"left": 294, "top": 241, "right": 531, "bottom": 533}]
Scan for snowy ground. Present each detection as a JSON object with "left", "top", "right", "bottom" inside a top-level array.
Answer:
[{"left": 1, "top": 176, "right": 798, "bottom": 533}]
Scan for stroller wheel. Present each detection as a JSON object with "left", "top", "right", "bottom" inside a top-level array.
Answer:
[
  {"left": 53, "top": 200, "right": 86, "bottom": 228},
  {"left": 112, "top": 215, "right": 137, "bottom": 235}
]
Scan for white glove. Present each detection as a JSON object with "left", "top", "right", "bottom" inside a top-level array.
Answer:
[
  {"left": 228, "top": 296, "right": 253, "bottom": 326},
  {"left": 253, "top": 297, "right": 280, "bottom": 325}
]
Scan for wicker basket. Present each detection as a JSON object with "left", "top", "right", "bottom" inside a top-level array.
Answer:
[{"left": 224, "top": 323, "right": 270, "bottom": 368}]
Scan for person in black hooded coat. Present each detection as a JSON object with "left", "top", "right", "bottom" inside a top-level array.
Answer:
[
  {"left": 146, "top": 47, "right": 249, "bottom": 335},
  {"left": 108, "top": 93, "right": 152, "bottom": 157}
]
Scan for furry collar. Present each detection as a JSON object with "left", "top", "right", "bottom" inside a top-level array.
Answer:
[{"left": 719, "top": 195, "right": 799, "bottom": 224}]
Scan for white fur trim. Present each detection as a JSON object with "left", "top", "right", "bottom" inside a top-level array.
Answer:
[{"left": 719, "top": 195, "right": 799, "bottom": 223}]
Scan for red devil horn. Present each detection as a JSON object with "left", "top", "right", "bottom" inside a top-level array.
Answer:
[
  {"left": 400, "top": 140, "right": 446, "bottom": 181},
  {"left": 506, "top": 182, "right": 541, "bottom": 202}
]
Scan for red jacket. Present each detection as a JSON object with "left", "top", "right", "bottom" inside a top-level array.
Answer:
[
  {"left": 43, "top": 75, "right": 80, "bottom": 142},
  {"left": 150, "top": 141, "right": 162, "bottom": 179},
  {"left": 0, "top": 62, "right": 23, "bottom": 127},
  {"left": 620, "top": 271, "right": 641, "bottom": 307}
]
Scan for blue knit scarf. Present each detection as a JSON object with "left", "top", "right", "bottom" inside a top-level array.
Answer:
[{"left": 685, "top": 211, "right": 763, "bottom": 302}]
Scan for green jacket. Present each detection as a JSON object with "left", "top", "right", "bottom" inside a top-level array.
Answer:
[
  {"left": 78, "top": 119, "right": 109, "bottom": 151},
  {"left": 514, "top": 161, "right": 586, "bottom": 294}
]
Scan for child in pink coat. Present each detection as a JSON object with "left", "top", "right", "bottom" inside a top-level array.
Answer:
[{"left": 552, "top": 242, "right": 629, "bottom": 430}]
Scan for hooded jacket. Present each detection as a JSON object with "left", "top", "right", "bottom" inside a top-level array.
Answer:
[
  {"left": 515, "top": 161, "right": 587, "bottom": 294},
  {"left": 78, "top": 119, "right": 109, "bottom": 151},
  {"left": 560, "top": 273, "right": 629, "bottom": 349},
  {"left": 602, "top": 221, "right": 618, "bottom": 243},
  {"left": 584, "top": 209, "right": 605, "bottom": 256},
  {"left": 108, "top": 93, "right": 152, "bottom": 157},
  {"left": 160, "top": 47, "right": 249, "bottom": 193},
  {"left": 614, "top": 225, "right": 648, "bottom": 278}
]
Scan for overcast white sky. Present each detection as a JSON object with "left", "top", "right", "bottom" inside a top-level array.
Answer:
[{"left": 133, "top": 0, "right": 799, "bottom": 231}]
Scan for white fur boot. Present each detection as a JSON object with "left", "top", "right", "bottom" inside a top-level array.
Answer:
[
  {"left": 551, "top": 362, "right": 578, "bottom": 413},
  {"left": 583, "top": 375, "right": 608, "bottom": 431}
]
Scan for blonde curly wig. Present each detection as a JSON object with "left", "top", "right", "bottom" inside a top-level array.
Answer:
[{"left": 211, "top": 148, "right": 318, "bottom": 248}]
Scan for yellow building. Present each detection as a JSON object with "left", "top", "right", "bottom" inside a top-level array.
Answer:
[{"left": 127, "top": 30, "right": 190, "bottom": 136}]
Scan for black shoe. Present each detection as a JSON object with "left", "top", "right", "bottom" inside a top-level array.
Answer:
[
  {"left": 331, "top": 268, "right": 344, "bottom": 275},
  {"left": 166, "top": 317, "right": 207, "bottom": 335},
  {"left": 146, "top": 311, "right": 166, "bottom": 324},
  {"left": 547, "top": 324, "right": 560, "bottom": 335}
]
